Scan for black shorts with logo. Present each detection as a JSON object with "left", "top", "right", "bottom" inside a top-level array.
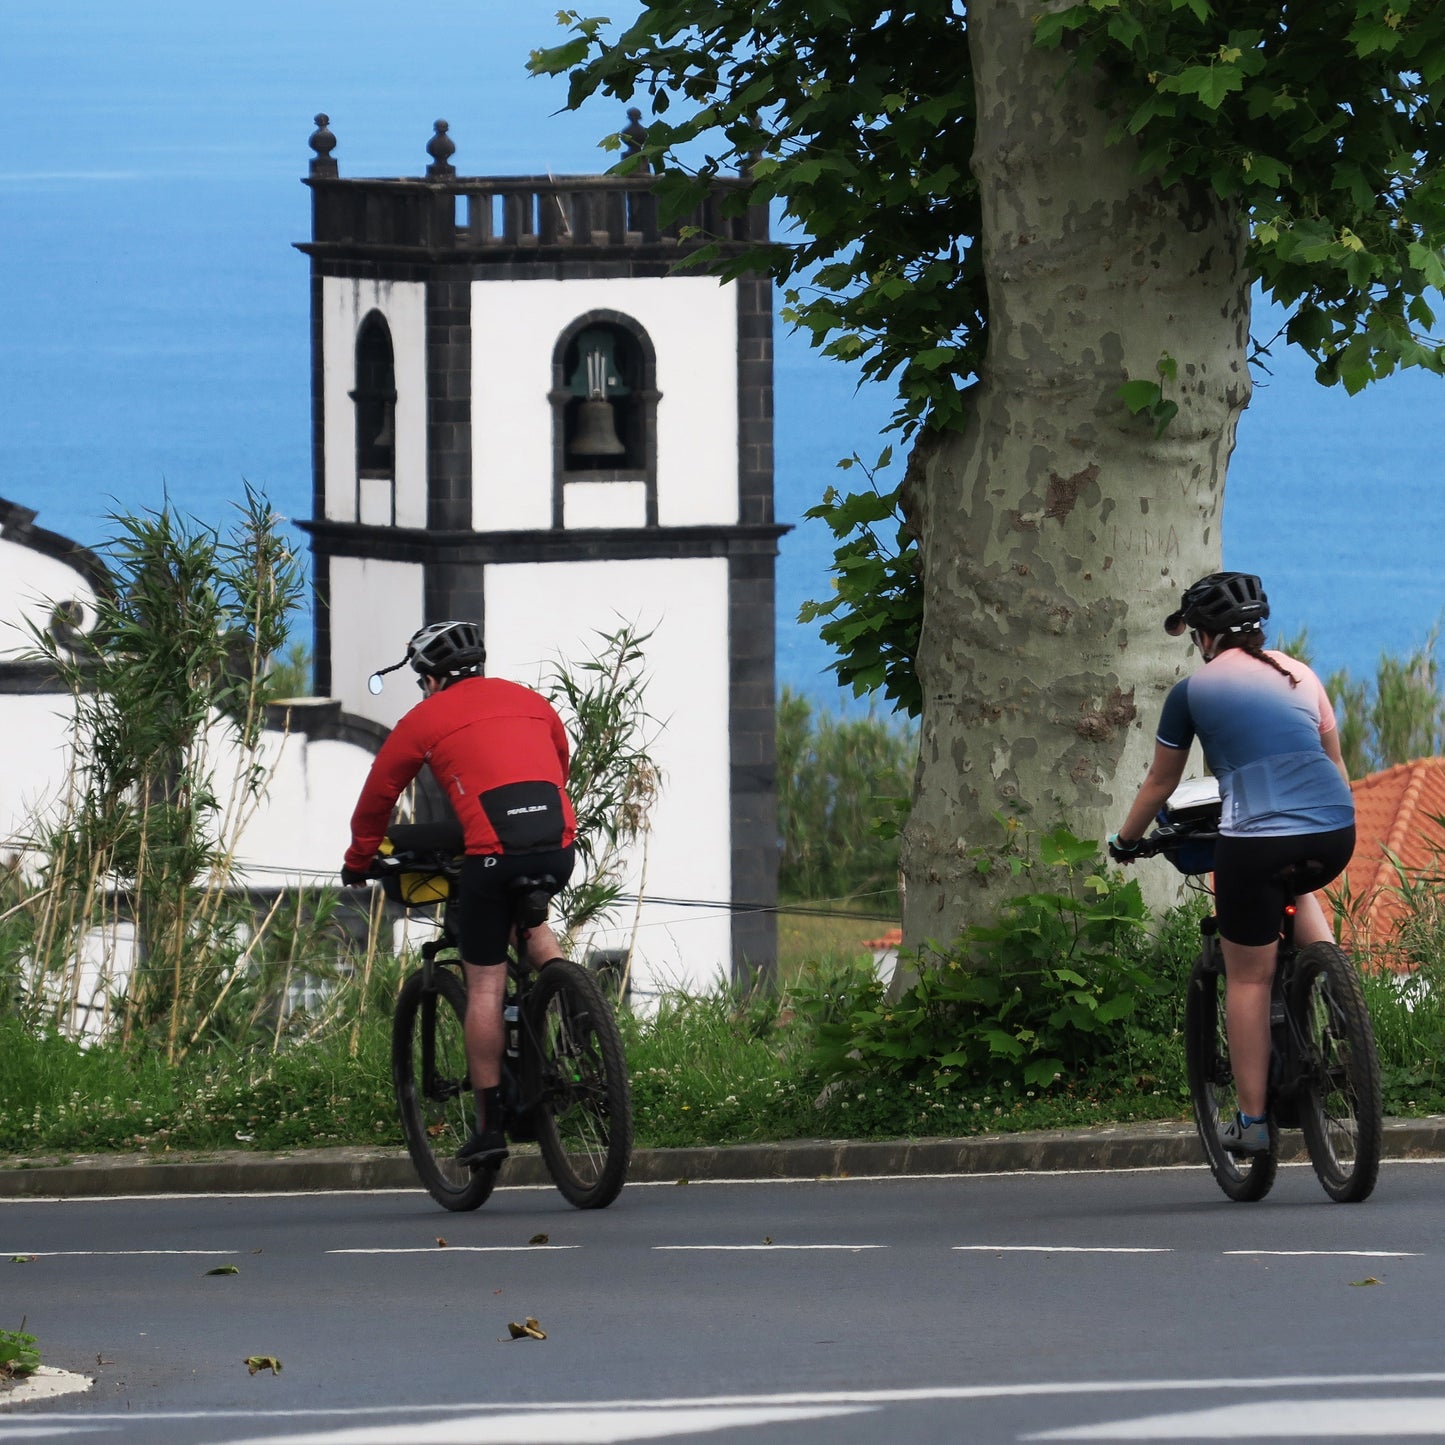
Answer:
[
  {"left": 1212, "top": 826, "right": 1355, "bottom": 947},
  {"left": 455, "top": 846, "right": 575, "bottom": 967}
]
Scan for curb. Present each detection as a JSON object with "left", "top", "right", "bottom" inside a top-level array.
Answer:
[{"left": 4, "top": 1118, "right": 1444, "bottom": 1199}]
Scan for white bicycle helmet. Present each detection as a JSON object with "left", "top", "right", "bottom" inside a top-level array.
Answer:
[{"left": 405, "top": 620, "right": 485, "bottom": 682}]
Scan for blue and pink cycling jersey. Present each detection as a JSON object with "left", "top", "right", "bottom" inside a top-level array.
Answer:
[{"left": 1156, "top": 648, "right": 1354, "bottom": 838}]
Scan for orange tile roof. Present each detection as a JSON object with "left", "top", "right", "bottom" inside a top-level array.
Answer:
[
  {"left": 1328, "top": 757, "right": 1445, "bottom": 964},
  {"left": 862, "top": 927, "right": 903, "bottom": 951}
]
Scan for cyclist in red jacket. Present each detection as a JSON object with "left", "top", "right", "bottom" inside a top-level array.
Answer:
[{"left": 342, "top": 620, "right": 577, "bottom": 1168}]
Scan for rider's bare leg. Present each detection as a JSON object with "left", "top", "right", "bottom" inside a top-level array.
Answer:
[
  {"left": 517, "top": 922, "right": 565, "bottom": 969},
  {"left": 462, "top": 960, "right": 506, "bottom": 1105},
  {"left": 1293, "top": 892, "right": 1335, "bottom": 948},
  {"left": 1220, "top": 938, "right": 1277, "bottom": 1119}
]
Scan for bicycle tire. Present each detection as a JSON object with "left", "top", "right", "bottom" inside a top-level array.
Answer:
[
  {"left": 1293, "top": 941, "right": 1383, "bottom": 1203},
  {"left": 1183, "top": 948, "right": 1278, "bottom": 1203},
  {"left": 527, "top": 961, "right": 633, "bottom": 1209},
  {"left": 392, "top": 966, "right": 497, "bottom": 1212}
]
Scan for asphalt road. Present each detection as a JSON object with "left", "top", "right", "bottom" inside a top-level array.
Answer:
[{"left": 3, "top": 1161, "right": 1445, "bottom": 1443}]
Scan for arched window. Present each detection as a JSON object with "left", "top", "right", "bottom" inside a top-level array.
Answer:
[
  {"left": 551, "top": 311, "right": 659, "bottom": 526},
  {"left": 352, "top": 312, "right": 396, "bottom": 481}
]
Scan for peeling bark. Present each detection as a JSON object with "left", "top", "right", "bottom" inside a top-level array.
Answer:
[{"left": 899, "top": 0, "right": 1251, "bottom": 959}]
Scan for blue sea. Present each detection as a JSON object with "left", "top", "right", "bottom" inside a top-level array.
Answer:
[{"left": 4, "top": 1, "right": 1444, "bottom": 709}]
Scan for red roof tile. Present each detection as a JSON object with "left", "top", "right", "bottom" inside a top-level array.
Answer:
[{"left": 1328, "top": 757, "right": 1445, "bottom": 963}]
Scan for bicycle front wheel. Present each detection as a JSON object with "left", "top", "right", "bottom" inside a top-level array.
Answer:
[
  {"left": 1184, "top": 948, "right": 1278, "bottom": 1203},
  {"left": 392, "top": 966, "right": 497, "bottom": 1212},
  {"left": 1294, "top": 942, "right": 1383, "bottom": 1203},
  {"left": 527, "top": 961, "right": 632, "bottom": 1209}
]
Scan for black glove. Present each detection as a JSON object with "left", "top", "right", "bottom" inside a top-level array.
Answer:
[
  {"left": 1107, "top": 833, "right": 1141, "bottom": 864},
  {"left": 340, "top": 865, "right": 372, "bottom": 887}
]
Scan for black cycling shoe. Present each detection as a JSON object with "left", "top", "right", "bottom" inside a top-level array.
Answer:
[{"left": 455, "top": 1126, "right": 508, "bottom": 1169}]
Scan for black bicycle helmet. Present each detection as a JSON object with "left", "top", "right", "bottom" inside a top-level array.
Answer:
[
  {"left": 405, "top": 620, "right": 486, "bottom": 681},
  {"left": 1164, "top": 572, "right": 1269, "bottom": 637}
]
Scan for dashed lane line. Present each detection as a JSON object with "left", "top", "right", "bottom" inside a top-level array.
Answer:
[
  {"left": 953, "top": 1245, "right": 1172, "bottom": 1253},
  {"left": 326, "top": 1246, "right": 579, "bottom": 1254}
]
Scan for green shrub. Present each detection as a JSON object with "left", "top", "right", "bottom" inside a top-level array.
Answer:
[
  {"left": 0, "top": 1324, "right": 40, "bottom": 1380},
  {"left": 776, "top": 687, "right": 916, "bottom": 905},
  {"left": 803, "top": 826, "right": 1178, "bottom": 1095}
]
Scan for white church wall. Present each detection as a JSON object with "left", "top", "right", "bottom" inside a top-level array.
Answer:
[
  {"left": 0, "top": 692, "right": 79, "bottom": 852},
  {"left": 563, "top": 480, "right": 649, "bottom": 530},
  {"left": 470, "top": 276, "right": 739, "bottom": 533},
  {"left": 321, "top": 277, "right": 428, "bottom": 528},
  {"left": 485, "top": 555, "right": 734, "bottom": 998},
  {"left": 328, "top": 555, "right": 426, "bottom": 728},
  {"left": 0, "top": 536, "right": 97, "bottom": 659}
]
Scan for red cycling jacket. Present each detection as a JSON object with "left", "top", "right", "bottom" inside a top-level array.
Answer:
[{"left": 344, "top": 676, "right": 577, "bottom": 871}]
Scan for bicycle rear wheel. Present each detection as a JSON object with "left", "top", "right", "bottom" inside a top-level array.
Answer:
[
  {"left": 527, "top": 961, "right": 632, "bottom": 1209},
  {"left": 392, "top": 966, "right": 497, "bottom": 1212},
  {"left": 1294, "top": 942, "right": 1383, "bottom": 1203},
  {"left": 1184, "top": 948, "right": 1278, "bottom": 1203}
]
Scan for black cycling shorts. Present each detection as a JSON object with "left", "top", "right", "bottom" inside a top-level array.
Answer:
[
  {"left": 455, "top": 846, "right": 575, "bottom": 967},
  {"left": 1212, "top": 826, "right": 1355, "bottom": 947}
]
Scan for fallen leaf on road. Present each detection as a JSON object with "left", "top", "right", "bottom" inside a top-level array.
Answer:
[
  {"left": 205, "top": 1265, "right": 240, "bottom": 1276},
  {"left": 244, "top": 1356, "right": 282, "bottom": 1375},
  {"left": 763, "top": 1237, "right": 772, "bottom": 1245},
  {"left": 529, "top": 1233, "right": 549, "bottom": 1246},
  {"left": 9, "top": 1255, "right": 36, "bottom": 1264},
  {"left": 1349, "top": 1277, "right": 1382, "bottom": 1287},
  {"left": 502, "top": 1317, "right": 547, "bottom": 1341},
  {"left": 436, "top": 1237, "right": 448, "bottom": 1248},
  {"left": 675, "top": 1177, "right": 689, "bottom": 1186}
]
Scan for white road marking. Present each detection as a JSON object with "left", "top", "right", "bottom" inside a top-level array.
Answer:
[
  {"left": 0, "top": 1427, "right": 107, "bottom": 1439},
  {"left": 326, "top": 1246, "right": 578, "bottom": 1254},
  {"left": 213, "top": 1404, "right": 871, "bottom": 1444},
  {"left": 953, "top": 1245, "right": 1172, "bottom": 1254},
  {"left": 1222, "top": 1249, "right": 1418, "bottom": 1257},
  {"left": 23, "top": 1373, "right": 1445, "bottom": 1422},
  {"left": 652, "top": 1244, "right": 886, "bottom": 1251},
  {"left": 3, "top": 1249, "right": 247, "bottom": 1258},
  {"left": 0, "top": 1365, "right": 93, "bottom": 1411},
  {"left": 1025, "top": 1396, "right": 1445, "bottom": 1439}
]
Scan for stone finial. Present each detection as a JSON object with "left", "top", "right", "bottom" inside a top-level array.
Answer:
[
  {"left": 620, "top": 106, "right": 650, "bottom": 173},
  {"left": 426, "top": 119, "right": 456, "bottom": 178},
  {"left": 308, "top": 113, "right": 338, "bottom": 177}
]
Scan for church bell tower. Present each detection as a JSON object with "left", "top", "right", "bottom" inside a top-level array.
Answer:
[{"left": 296, "top": 114, "right": 785, "bottom": 990}]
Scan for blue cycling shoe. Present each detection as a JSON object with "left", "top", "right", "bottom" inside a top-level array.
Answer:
[{"left": 1218, "top": 1111, "right": 1270, "bottom": 1156}]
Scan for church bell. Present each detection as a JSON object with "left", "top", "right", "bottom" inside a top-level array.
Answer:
[{"left": 568, "top": 397, "right": 626, "bottom": 457}]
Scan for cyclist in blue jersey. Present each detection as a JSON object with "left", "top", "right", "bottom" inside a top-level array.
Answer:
[{"left": 1109, "top": 573, "right": 1355, "bottom": 1156}]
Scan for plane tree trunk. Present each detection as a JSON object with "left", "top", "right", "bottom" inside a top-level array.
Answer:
[{"left": 899, "top": 0, "right": 1252, "bottom": 958}]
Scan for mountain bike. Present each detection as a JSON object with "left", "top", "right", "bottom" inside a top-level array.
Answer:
[
  {"left": 1136, "top": 787, "right": 1383, "bottom": 1203},
  {"left": 371, "top": 821, "right": 633, "bottom": 1213}
]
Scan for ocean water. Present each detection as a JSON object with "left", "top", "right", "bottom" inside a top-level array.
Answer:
[{"left": 4, "top": 1, "right": 1444, "bottom": 710}]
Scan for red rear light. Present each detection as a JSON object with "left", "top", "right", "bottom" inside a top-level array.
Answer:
[{"left": 1284, "top": 903, "right": 1297, "bottom": 917}]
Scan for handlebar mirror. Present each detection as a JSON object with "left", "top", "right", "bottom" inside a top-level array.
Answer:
[{"left": 367, "top": 673, "right": 385, "bottom": 696}]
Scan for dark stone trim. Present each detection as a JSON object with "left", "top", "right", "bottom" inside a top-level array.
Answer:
[
  {"left": 297, "top": 243, "right": 760, "bottom": 271},
  {"left": 549, "top": 310, "right": 659, "bottom": 529},
  {"left": 264, "top": 699, "right": 390, "bottom": 755},
  {"left": 312, "top": 551, "right": 333, "bottom": 699},
  {"left": 0, "top": 660, "right": 77, "bottom": 695},
  {"left": 297, "top": 248, "right": 767, "bottom": 287},
  {"left": 728, "top": 546, "right": 780, "bottom": 988},
  {"left": 735, "top": 275, "right": 775, "bottom": 528},
  {"left": 0, "top": 497, "right": 110, "bottom": 595},
  {"left": 309, "top": 273, "right": 326, "bottom": 531},
  {"left": 299, "top": 519, "right": 789, "bottom": 567},
  {"left": 425, "top": 269, "right": 472, "bottom": 531},
  {"left": 422, "top": 559, "right": 485, "bottom": 633}
]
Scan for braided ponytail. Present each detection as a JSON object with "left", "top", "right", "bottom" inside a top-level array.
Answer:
[{"left": 1218, "top": 629, "right": 1299, "bottom": 688}]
